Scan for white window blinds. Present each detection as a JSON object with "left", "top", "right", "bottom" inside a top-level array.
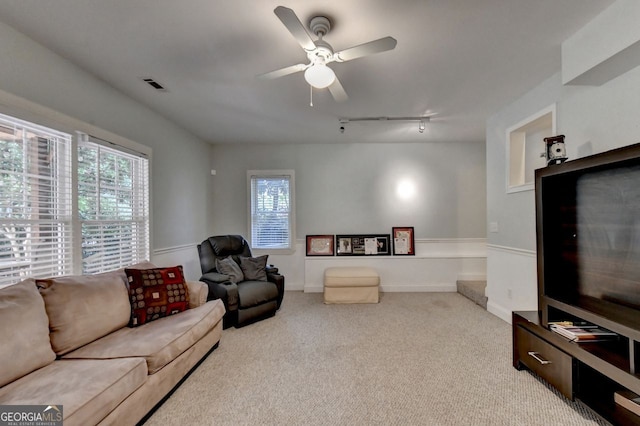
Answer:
[
  {"left": 248, "top": 171, "right": 294, "bottom": 250},
  {"left": 0, "top": 112, "right": 151, "bottom": 287},
  {"left": 78, "top": 137, "right": 150, "bottom": 274},
  {"left": 0, "top": 115, "right": 73, "bottom": 286}
]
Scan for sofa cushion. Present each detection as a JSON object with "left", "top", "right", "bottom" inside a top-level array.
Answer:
[
  {"left": 37, "top": 274, "right": 131, "bottom": 355},
  {"left": 63, "top": 299, "right": 225, "bottom": 374},
  {"left": 239, "top": 255, "right": 268, "bottom": 281},
  {"left": 125, "top": 265, "right": 190, "bottom": 327},
  {"left": 215, "top": 257, "right": 244, "bottom": 283},
  {"left": 0, "top": 279, "right": 56, "bottom": 387},
  {"left": 115, "top": 260, "right": 157, "bottom": 288},
  {"left": 0, "top": 358, "right": 147, "bottom": 426}
]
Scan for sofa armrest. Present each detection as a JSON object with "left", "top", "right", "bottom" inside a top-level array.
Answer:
[{"left": 186, "top": 280, "right": 208, "bottom": 308}]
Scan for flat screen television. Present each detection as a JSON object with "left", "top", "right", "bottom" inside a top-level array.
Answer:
[{"left": 536, "top": 142, "right": 640, "bottom": 334}]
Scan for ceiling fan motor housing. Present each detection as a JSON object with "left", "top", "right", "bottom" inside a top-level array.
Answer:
[
  {"left": 307, "top": 40, "right": 334, "bottom": 63},
  {"left": 309, "top": 16, "right": 331, "bottom": 37}
]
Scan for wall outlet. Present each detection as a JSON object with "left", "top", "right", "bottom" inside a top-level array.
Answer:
[
  {"left": 489, "top": 222, "right": 499, "bottom": 233},
  {"left": 507, "top": 288, "right": 512, "bottom": 299}
]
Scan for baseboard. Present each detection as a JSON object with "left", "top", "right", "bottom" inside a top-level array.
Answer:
[
  {"left": 381, "top": 284, "right": 457, "bottom": 292},
  {"left": 304, "top": 283, "right": 458, "bottom": 293},
  {"left": 457, "top": 273, "right": 487, "bottom": 281},
  {"left": 487, "top": 300, "right": 513, "bottom": 324}
]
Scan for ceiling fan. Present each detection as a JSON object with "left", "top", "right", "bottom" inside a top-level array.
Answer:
[{"left": 258, "top": 6, "right": 397, "bottom": 103}]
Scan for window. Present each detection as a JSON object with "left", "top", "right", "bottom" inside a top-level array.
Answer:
[
  {"left": 0, "top": 115, "right": 73, "bottom": 284},
  {"left": 248, "top": 170, "right": 295, "bottom": 251},
  {"left": 0, "top": 113, "right": 150, "bottom": 287},
  {"left": 78, "top": 136, "right": 150, "bottom": 274}
]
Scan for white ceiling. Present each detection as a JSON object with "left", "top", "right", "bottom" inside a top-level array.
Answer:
[{"left": 0, "top": 0, "right": 613, "bottom": 145}]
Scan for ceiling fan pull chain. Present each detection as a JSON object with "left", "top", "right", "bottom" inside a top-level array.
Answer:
[{"left": 310, "top": 85, "right": 313, "bottom": 107}]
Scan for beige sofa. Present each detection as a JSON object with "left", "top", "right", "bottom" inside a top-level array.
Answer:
[{"left": 0, "top": 263, "right": 225, "bottom": 426}]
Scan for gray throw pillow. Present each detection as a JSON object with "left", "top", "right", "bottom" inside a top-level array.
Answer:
[
  {"left": 215, "top": 257, "right": 244, "bottom": 283},
  {"left": 239, "top": 255, "right": 268, "bottom": 281}
]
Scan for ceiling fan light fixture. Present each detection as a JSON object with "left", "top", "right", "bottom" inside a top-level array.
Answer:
[{"left": 304, "top": 63, "right": 336, "bottom": 89}]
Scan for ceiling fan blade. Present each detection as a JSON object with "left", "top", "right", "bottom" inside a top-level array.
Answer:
[
  {"left": 257, "top": 63, "right": 308, "bottom": 80},
  {"left": 274, "top": 6, "right": 316, "bottom": 51},
  {"left": 328, "top": 77, "right": 348, "bottom": 102},
  {"left": 334, "top": 36, "right": 397, "bottom": 62}
]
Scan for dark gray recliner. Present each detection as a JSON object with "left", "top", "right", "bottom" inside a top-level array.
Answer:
[{"left": 197, "top": 235, "right": 285, "bottom": 328}]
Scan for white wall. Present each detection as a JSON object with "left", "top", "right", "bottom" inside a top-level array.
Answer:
[
  {"left": 0, "top": 21, "right": 212, "bottom": 280},
  {"left": 486, "top": 2, "right": 640, "bottom": 322},
  {"left": 211, "top": 141, "right": 487, "bottom": 289},
  {"left": 304, "top": 238, "right": 486, "bottom": 293},
  {"left": 211, "top": 142, "right": 486, "bottom": 237}
]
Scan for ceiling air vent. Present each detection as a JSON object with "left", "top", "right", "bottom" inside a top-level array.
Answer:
[{"left": 140, "top": 77, "right": 167, "bottom": 92}]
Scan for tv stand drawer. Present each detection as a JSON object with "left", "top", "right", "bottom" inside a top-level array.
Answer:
[{"left": 516, "top": 325, "right": 573, "bottom": 398}]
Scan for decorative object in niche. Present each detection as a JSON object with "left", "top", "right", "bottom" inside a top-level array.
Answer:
[{"left": 543, "top": 135, "right": 568, "bottom": 166}]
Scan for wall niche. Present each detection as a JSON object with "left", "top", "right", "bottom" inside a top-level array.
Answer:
[{"left": 506, "top": 104, "right": 556, "bottom": 193}]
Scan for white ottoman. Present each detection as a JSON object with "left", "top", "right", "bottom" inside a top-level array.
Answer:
[{"left": 323, "top": 267, "right": 380, "bottom": 304}]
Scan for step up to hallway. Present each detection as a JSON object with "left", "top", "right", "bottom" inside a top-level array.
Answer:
[{"left": 457, "top": 280, "right": 487, "bottom": 309}]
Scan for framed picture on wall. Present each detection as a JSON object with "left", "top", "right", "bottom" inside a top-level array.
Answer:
[
  {"left": 392, "top": 227, "right": 415, "bottom": 255},
  {"left": 306, "top": 235, "right": 335, "bottom": 256},
  {"left": 336, "top": 234, "right": 390, "bottom": 256}
]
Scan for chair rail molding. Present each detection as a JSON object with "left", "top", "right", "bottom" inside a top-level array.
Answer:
[{"left": 152, "top": 243, "right": 200, "bottom": 281}]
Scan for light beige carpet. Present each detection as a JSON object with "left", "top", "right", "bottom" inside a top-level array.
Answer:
[{"left": 144, "top": 291, "right": 608, "bottom": 425}]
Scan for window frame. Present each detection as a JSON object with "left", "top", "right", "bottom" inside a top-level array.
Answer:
[{"left": 247, "top": 170, "right": 296, "bottom": 254}]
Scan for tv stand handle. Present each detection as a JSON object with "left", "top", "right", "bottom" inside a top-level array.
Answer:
[{"left": 528, "top": 351, "right": 552, "bottom": 365}]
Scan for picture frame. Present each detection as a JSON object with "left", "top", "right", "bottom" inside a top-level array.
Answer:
[
  {"left": 392, "top": 227, "right": 415, "bottom": 255},
  {"left": 306, "top": 235, "right": 335, "bottom": 256},
  {"left": 336, "top": 234, "right": 390, "bottom": 256}
]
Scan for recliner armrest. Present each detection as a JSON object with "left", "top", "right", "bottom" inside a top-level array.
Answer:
[
  {"left": 265, "top": 265, "right": 279, "bottom": 274},
  {"left": 198, "top": 276, "right": 239, "bottom": 329},
  {"left": 200, "top": 271, "right": 230, "bottom": 283},
  {"left": 199, "top": 275, "right": 239, "bottom": 309},
  {"left": 267, "top": 272, "right": 285, "bottom": 309}
]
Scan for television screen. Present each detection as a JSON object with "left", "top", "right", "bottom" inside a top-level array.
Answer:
[
  {"left": 575, "top": 165, "right": 640, "bottom": 310},
  {"left": 537, "top": 145, "right": 640, "bottom": 328}
]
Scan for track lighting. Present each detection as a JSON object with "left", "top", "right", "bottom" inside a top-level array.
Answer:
[{"left": 338, "top": 116, "right": 431, "bottom": 133}]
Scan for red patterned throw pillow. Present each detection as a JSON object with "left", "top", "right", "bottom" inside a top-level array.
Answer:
[{"left": 125, "top": 265, "right": 190, "bottom": 327}]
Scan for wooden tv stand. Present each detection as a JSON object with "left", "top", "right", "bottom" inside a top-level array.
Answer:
[{"left": 513, "top": 311, "right": 640, "bottom": 425}]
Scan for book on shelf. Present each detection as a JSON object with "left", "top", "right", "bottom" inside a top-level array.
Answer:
[
  {"left": 614, "top": 390, "right": 640, "bottom": 416},
  {"left": 548, "top": 320, "right": 594, "bottom": 328},
  {"left": 548, "top": 322, "right": 617, "bottom": 342}
]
